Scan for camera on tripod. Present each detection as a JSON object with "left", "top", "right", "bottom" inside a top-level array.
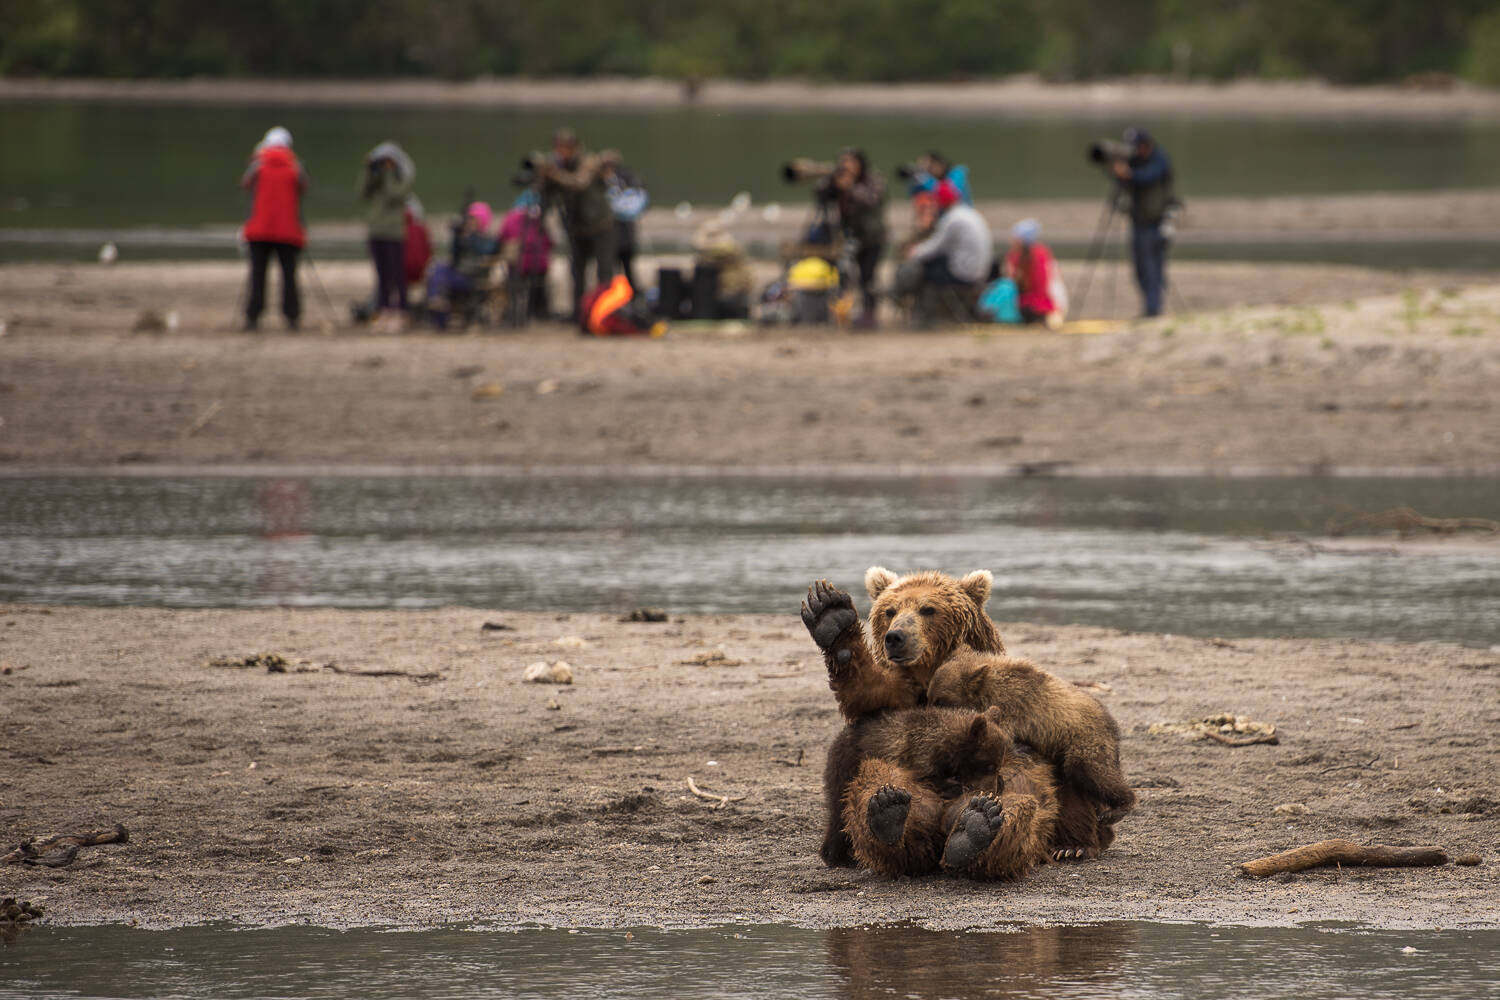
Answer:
[{"left": 780, "top": 158, "right": 835, "bottom": 184}]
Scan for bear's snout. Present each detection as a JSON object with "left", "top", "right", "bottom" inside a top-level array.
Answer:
[{"left": 884, "top": 628, "right": 913, "bottom": 660}]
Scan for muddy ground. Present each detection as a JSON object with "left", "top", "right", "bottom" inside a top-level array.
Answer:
[
  {"left": 0, "top": 606, "right": 1496, "bottom": 930},
  {"left": 2, "top": 260, "right": 1499, "bottom": 473}
]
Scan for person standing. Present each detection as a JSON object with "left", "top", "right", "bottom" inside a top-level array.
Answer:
[
  {"left": 1110, "top": 127, "right": 1175, "bottom": 318},
  {"left": 359, "top": 141, "right": 415, "bottom": 332},
  {"left": 815, "top": 147, "right": 886, "bottom": 328},
  {"left": 600, "top": 150, "right": 648, "bottom": 290},
  {"left": 240, "top": 126, "right": 306, "bottom": 332},
  {"left": 538, "top": 128, "right": 615, "bottom": 319}
]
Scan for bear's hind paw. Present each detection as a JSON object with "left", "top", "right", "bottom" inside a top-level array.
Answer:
[
  {"left": 942, "top": 793, "right": 1005, "bottom": 871},
  {"left": 866, "top": 785, "right": 912, "bottom": 846}
]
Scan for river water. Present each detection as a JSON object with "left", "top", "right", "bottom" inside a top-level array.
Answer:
[
  {"left": 5, "top": 102, "right": 1500, "bottom": 266},
  {"left": 2, "top": 921, "right": 1498, "bottom": 999},
  {"left": 3, "top": 472, "right": 1497, "bottom": 646}
]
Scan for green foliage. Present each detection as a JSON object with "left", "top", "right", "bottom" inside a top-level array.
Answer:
[{"left": 4, "top": 0, "right": 1500, "bottom": 82}]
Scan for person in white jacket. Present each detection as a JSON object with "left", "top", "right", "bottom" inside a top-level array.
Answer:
[{"left": 905, "top": 179, "right": 993, "bottom": 290}]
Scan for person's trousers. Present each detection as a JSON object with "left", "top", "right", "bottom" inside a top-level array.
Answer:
[
  {"left": 855, "top": 241, "right": 883, "bottom": 318},
  {"left": 369, "top": 237, "right": 407, "bottom": 311},
  {"left": 1131, "top": 222, "right": 1167, "bottom": 317},
  {"left": 568, "top": 228, "right": 617, "bottom": 316},
  {"left": 246, "top": 241, "right": 301, "bottom": 327}
]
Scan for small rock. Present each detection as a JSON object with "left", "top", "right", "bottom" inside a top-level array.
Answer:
[
  {"left": 283, "top": 856, "right": 304, "bottom": 866},
  {"left": 480, "top": 621, "right": 515, "bottom": 632},
  {"left": 1273, "top": 803, "right": 1309, "bottom": 816},
  {"left": 696, "top": 875, "right": 717, "bottom": 885},
  {"left": 553, "top": 636, "right": 589, "bottom": 649},
  {"left": 536, "top": 378, "right": 560, "bottom": 395},
  {"left": 1455, "top": 853, "right": 1483, "bottom": 866},
  {"left": 546, "top": 698, "right": 561, "bottom": 711},
  {"left": 622, "top": 608, "right": 668, "bottom": 623},
  {"left": 524, "top": 661, "right": 574, "bottom": 684}
]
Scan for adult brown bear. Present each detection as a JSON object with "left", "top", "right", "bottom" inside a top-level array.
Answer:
[{"left": 802, "top": 567, "right": 1132, "bottom": 872}]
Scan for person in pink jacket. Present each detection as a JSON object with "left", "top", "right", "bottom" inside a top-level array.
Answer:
[{"left": 1003, "top": 218, "right": 1068, "bottom": 328}]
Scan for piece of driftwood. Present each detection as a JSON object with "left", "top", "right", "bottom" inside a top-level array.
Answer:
[
  {"left": 686, "top": 777, "right": 745, "bottom": 809},
  {"left": 1240, "top": 839, "right": 1447, "bottom": 877},
  {"left": 1329, "top": 506, "right": 1500, "bottom": 538},
  {"left": 4, "top": 823, "right": 129, "bottom": 867}
]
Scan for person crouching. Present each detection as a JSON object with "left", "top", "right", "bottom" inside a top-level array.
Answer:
[
  {"left": 1003, "top": 218, "right": 1068, "bottom": 329},
  {"left": 899, "top": 180, "right": 993, "bottom": 324}
]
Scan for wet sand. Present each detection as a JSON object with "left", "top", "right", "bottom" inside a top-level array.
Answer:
[{"left": 1, "top": 606, "right": 1496, "bottom": 929}]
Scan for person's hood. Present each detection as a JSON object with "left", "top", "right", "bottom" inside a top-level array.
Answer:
[
  {"left": 367, "top": 141, "right": 416, "bottom": 182},
  {"left": 255, "top": 126, "right": 292, "bottom": 152}
]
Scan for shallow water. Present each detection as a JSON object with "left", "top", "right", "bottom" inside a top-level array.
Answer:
[
  {"left": 2, "top": 473, "right": 1497, "bottom": 646},
  {"left": 2, "top": 922, "right": 1497, "bottom": 999},
  {"left": 6, "top": 102, "right": 1500, "bottom": 227}
]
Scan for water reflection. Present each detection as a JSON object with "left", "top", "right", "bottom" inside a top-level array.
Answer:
[
  {"left": 1, "top": 922, "right": 1497, "bottom": 1000},
  {"left": 826, "top": 923, "right": 1134, "bottom": 999}
]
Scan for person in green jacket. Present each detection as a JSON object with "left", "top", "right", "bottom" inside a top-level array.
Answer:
[
  {"left": 359, "top": 141, "right": 415, "bottom": 331},
  {"left": 538, "top": 128, "right": 616, "bottom": 320}
]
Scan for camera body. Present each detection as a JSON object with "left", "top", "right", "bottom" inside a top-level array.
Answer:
[{"left": 512, "top": 151, "right": 546, "bottom": 188}]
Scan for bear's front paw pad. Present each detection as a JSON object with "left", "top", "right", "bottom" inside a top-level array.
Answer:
[
  {"left": 802, "top": 580, "right": 858, "bottom": 652},
  {"left": 866, "top": 785, "right": 912, "bottom": 846},
  {"left": 943, "top": 794, "right": 1004, "bottom": 870}
]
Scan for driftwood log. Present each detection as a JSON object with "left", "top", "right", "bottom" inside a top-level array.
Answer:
[
  {"left": 3, "top": 824, "right": 129, "bottom": 868},
  {"left": 1240, "top": 838, "right": 1447, "bottom": 877}
]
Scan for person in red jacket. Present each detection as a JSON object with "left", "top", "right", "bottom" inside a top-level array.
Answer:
[
  {"left": 1003, "top": 217, "right": 1068, "bottom": 328},
  {"left": 241, "top": 126, "right": 308, "bottom": 331}
]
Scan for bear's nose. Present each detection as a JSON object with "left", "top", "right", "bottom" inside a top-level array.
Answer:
[{"left": 884, "top": 629, "right": 907, "bottom": 651}]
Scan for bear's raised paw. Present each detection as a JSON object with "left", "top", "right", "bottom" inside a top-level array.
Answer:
[
  {"left": 942, "top": 793, "right": 1005, "bottom": 871},
  {"left": 802, "top": 580, "right": 858, "bottom": 654}
]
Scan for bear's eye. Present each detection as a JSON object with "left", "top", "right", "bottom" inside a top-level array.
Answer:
[
  {"left": 919, "top": 606, "right": 936, "bottom": 617},
  {"left": 884, "top": 608, "right": 897, "bottom": 618}
]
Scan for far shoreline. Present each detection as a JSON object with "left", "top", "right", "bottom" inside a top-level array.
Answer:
[{"left": 4, "top": 74, "right": 1500, "bottom": 119}]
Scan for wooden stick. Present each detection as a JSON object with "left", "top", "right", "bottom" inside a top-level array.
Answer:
[
  {"left": 1240, "top": 839, "right": 1447, "bottom": 878},
  {"left": 3, "top": 824, "right": 128, "bottom": 866},
  {"left": 182, "top": 399, "right": 223, "bottom": 438},
  {"left": 322, "top": 663, "right": 442, "bottom": 683},
  {"left": 1205, "top": 730, "right": 1279, "bottom": 747},
  {"left": 686, "top": 776, "right": 745, "bottom": 809}
]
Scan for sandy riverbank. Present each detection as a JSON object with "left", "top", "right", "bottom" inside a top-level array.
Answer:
[
  {"left": 1, "top": 606, "right": 1495, "bottom": 929},
  {"left": 1, "top": 260, "right": 1498, "bottom": 473},
  {"left": 5, "top": 75, "right": 1500, "bottom": 120}
]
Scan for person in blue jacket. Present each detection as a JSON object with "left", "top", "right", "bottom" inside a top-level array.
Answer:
[
  {"left": 1110, "top": 127, "right": 1176, "bottom": 317},
  {"left": 904, "top": 150, "right": 972, "bottom": 205}
]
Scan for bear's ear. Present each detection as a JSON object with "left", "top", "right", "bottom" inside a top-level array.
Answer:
[
  {"left": 865, "top": 566, "right": 898, "bottom": 600},
  {"left": 964, "top": 663, "right": 990, "bottom": 698},
  {"left": 958, "top": 570, "right": 994, "bottom": 607}
]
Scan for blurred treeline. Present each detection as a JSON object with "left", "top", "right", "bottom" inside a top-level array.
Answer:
[{"left": 6, "top": 0, "right": 1500, "bottom": 85}]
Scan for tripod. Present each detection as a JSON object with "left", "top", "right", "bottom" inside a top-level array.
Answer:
[{"left": 1071, "top": 185, "right": 1124, "bottom": 319}]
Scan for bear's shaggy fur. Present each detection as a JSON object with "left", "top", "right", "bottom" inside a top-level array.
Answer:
[
  {"left": 927, "top": 650, "right": 1137, "bottom": 819},
  {"left": 821, "top": 705, "right": 1059, "bottom": 880},
  {"left": 801, "top": 567, "right": 1005, "bottom": 723},
  {"left": 803, "top": 567, "right": 1136, "bottom": 868}
]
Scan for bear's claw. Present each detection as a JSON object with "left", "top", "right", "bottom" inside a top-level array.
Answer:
[
  {"left": 802, "top": 580, "right": 858, "bottom": 652},
  {"left": 1051, "top": 845, "right": 1099, "bottom": 862},
  {"left": 866, "top": 785, "right": 912, "bottom": 846},
  {"left": 942, "top": 793, "right": 1004, "bottom": 871}
]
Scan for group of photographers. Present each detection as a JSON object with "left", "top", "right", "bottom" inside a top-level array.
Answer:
[
  {"left": 785, "top": 127, "right": 1174, "bottom": 327},
  {"left": 240, "top": 123, "right": 1173, "bottom": 333}
]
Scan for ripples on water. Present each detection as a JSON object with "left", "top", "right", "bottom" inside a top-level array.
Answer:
[
  {"left": 2, "top": 473, "right": 1497, "bottom": 646},
  {"left": 2, "top": 922, "right": 1498, "bottom": 1000}
]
